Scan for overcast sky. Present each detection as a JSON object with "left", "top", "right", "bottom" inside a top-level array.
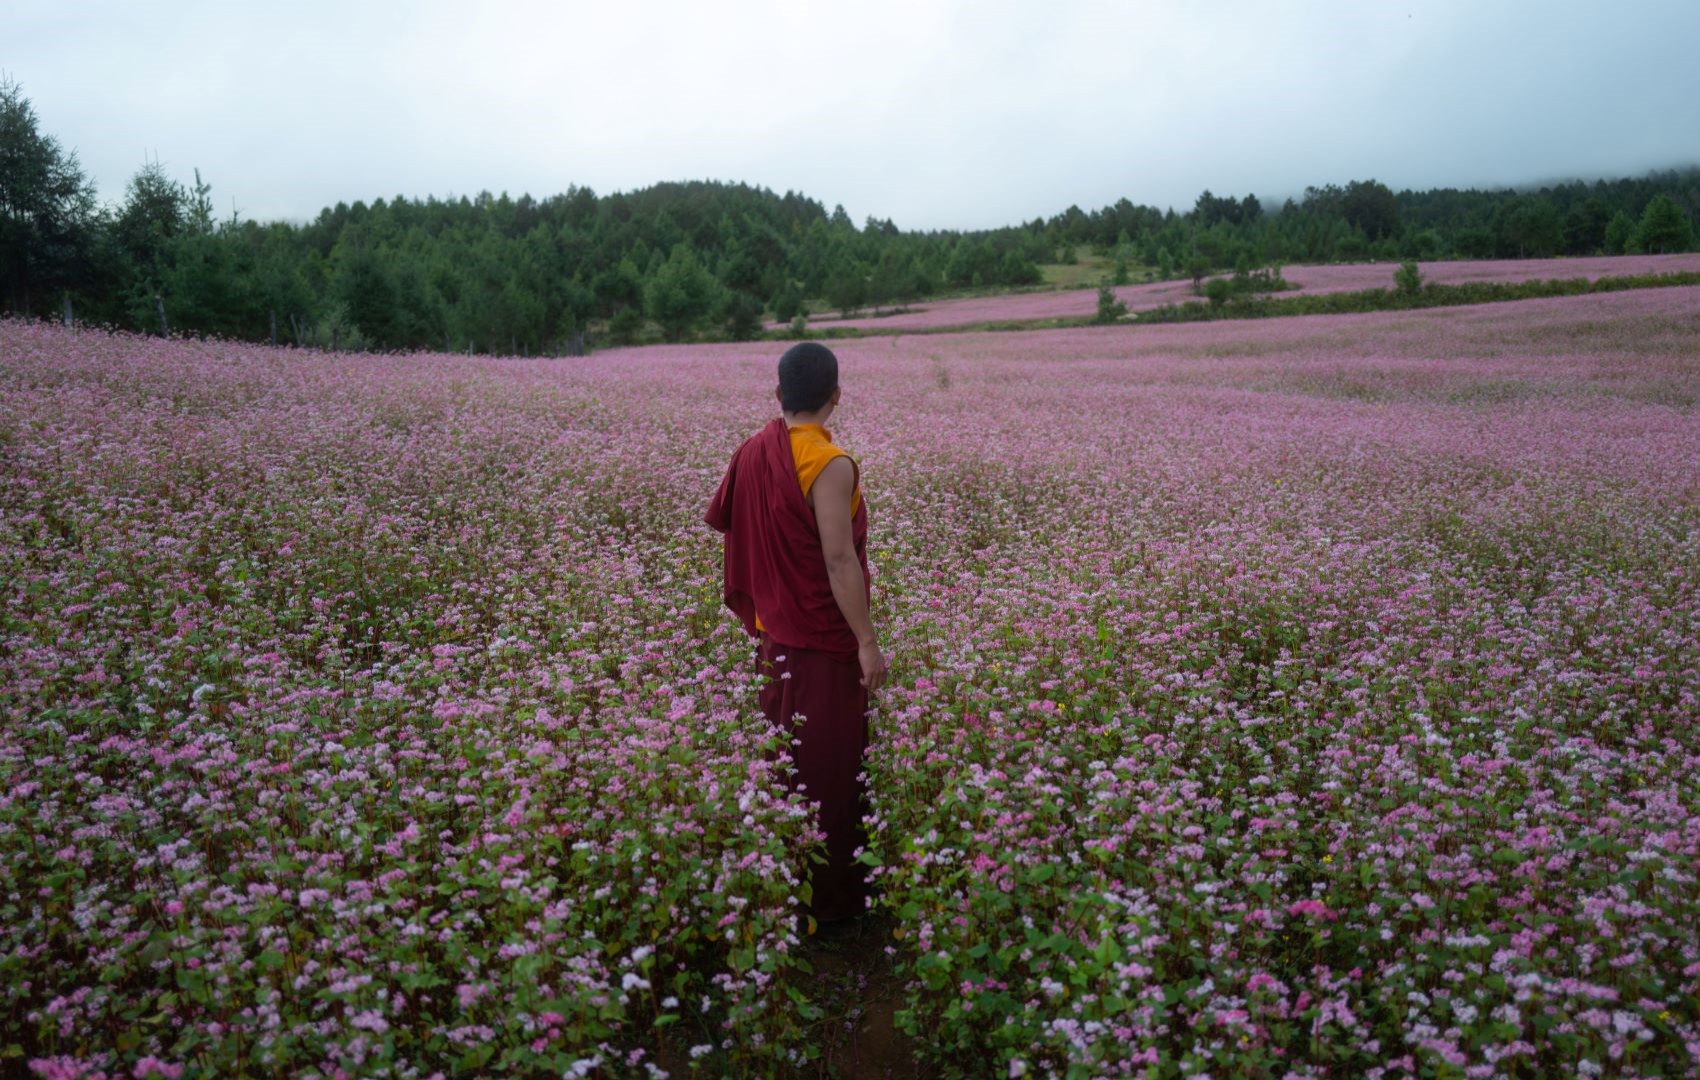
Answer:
[{"left": 10, "top": 0, "right": 1699, "bottom": 230}]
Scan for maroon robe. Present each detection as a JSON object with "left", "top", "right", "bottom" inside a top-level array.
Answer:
[{"left": 704, "top": 417, "right": 872, "bottom": 921}]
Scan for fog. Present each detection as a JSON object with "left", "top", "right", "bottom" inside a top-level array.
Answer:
[{"left": 12, "top": 0, "right": 1698, "bottom": 229}]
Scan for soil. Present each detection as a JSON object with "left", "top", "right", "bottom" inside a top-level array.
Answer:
[
  {"left": 652, "top": 912, "right": 937, "bottom": 1079},
  {"left": 800, "top": 912, "right": 937, "bottom": 1079}
]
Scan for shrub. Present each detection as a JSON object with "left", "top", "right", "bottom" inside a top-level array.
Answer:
[
  {"left": 307, "top": 301, "right": 370, "bottom": 353},
  {"left": 1094, "top": 285, "right": 1128, "bottom": 324},
  {"left": 1186, "top": 254, "right": 1211, "bottom": 291},
  {"left": 605, "top": 307, "right": 644, "bottom": 346},
  {"left": 722, "top": 291, "right": 764, "bottom": 341},
  {"left": 770, "top": 284, "right": 803, "bottom": 325},
  {"left": 1394, "top": 260, "right": 1423, "bottom": 296}
]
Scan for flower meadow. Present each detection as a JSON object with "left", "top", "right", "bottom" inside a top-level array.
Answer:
[
  {"left": 4, "top": 285, "right": 1700, "bottom": 1078},
  {"left": 787, "top": 252, "right": 1700, "bottom": 332}
]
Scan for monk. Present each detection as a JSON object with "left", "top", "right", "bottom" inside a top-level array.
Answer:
[{"left": 703, "top": 341, "right": 888, "bottom": 924}]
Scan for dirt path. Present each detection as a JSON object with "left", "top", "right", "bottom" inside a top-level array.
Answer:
[
  {"left": 652, "top": 913, "right": 935, "bottom": 1078},
  {"left": 801, "top": 914, "right": 936, "bottom": 1079}
]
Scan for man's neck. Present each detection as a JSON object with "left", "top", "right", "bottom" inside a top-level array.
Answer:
[{"left": 782, "top": 410, "right": 831, "bottom": 429}]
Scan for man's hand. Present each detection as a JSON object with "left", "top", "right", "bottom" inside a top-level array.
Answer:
[{"left": 858, "top": 639, "right": 888, "bottom": 692}]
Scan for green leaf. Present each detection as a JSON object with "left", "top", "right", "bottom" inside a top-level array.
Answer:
[{"left": 459, "top": 1044, "right": 496, "bottom": 1070}]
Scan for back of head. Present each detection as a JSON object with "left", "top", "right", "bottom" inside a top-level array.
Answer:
[{"left": 778, "top": 342, "right": 839, "bottom": 413}]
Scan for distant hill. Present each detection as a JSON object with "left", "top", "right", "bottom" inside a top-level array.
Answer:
[{"left": 4, "top": 79, "right": 1696, "bottom": 350}]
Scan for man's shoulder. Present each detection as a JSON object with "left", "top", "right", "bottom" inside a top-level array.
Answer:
[
  {"left": 738, "top": 419, "right": 783, "bottom": 452},
  {"left": 734, "top": 429, "right": 768, "bottom": 461},
  {"left": 812, "top": 454, "right": 857, "bottom": 500}
]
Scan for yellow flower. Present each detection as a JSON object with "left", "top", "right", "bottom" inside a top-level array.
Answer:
[{"left": 1322, "top": 855, "right": 1333, "bottom": 864}]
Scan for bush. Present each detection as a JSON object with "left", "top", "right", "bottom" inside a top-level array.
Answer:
[
  {"left": 770, "top": 284, "right": 802, "bottom": 324},
  {"left": 1204, "top": 278, "right": 1232, "bottom": 307},
  {"left": 1394, "top": 260, "right": 1423, "bottom": 296},
  {"left": 723, "top": 291, "right": 764, "bottom": 341},
  {"left": 307, "top": 301, "right": 370, "bottom": 353},
  {"left": 1094, "top": 285, "right": 1128, "bottom": 324},
  {"left": 1186, "top": 254, "right": 1211, "bottom": 291},
  {"left": 1246, "top": 265, "right": 1289, "bottom": 294},
  {"left": 606, "top": 307, "right": 644, "bottom": 346}
]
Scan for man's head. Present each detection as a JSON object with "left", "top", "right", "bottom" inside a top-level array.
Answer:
[{"left": 777, "top": 342, "right": 841, "bottom": 416}]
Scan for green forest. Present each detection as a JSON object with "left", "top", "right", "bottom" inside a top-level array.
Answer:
[{"left": 4, "top": 78, "right": 1697, "bottom": 353}]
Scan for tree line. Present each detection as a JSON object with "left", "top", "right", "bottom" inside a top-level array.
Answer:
[
  {"left": 1058, "top": 176, "right": 1696, "bottom": 286},
  {"left": 3, "top": 77, "right": 1696, "bottom": 353}
]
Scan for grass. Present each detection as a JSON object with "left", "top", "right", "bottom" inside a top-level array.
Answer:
[
  {"left": 1131, "top": 270, "right": 1700, "bottom": 325},
  {"left": 1037, "top": 247, "right": 1150, "bottom": 289}
]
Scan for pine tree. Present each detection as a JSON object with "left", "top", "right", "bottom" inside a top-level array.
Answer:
[
  {"left": 645, "top": 244, "right": 719, "bottom": 341},
  {"left": 1634, "top": 195, "right": 1694, "bottom": 254},
  {"left": 1602, "top": 210, "right": 1636, "bottom": 255},
  {"left": 0, "top": 77, "right": 100, "bottom": 315},
  {"left": 1094, "top": 285, "right": 1127, "bottom": 323}
]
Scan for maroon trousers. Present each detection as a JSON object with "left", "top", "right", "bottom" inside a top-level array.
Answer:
[{"left": 756, "top": 632, "right": 870, "bottom": 922}]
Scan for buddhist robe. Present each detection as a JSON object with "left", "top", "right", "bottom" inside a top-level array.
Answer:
[{"left": 704, "top": 417, "right": 871, "bottom": 921}]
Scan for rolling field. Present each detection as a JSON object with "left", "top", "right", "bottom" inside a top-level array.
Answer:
[
  {"left": 787, "top": 252, "right": 1700, "bottom": 332},
  {"left": 4, "top": 286, "right": 1700, "bottom": 1077}
]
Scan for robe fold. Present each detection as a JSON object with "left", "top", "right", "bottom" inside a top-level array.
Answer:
[
  {"left": 756, "top": 632, "right": 869, "bottom": 922},
  {"left": 704, "top": 417, "right": 872, "bottom": 921},
  {"left": 703, "top": 417, "right": 869, "bottom": 656}
]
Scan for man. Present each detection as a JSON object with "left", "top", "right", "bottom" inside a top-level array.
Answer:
[{"left": 704, "top": 341, "right": 888, "bottom": 924}]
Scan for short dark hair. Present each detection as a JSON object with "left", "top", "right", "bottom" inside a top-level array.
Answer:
[{"left": 777, "top": 342, "right": 839, "bottom": 413}]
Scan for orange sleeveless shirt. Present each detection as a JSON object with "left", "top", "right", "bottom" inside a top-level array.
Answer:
[{"left": 753, "top": 422, "right": 861, "bottom": 634}]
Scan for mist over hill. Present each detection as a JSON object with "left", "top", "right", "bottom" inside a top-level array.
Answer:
[{"left": 5, "top": 79, "right": 1697, "bottom": 351}]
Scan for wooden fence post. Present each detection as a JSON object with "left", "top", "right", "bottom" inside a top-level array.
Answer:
[
  {"left": 270, "top": 310, "right": 278, "bottom": 347},
  {"left": 155, "top": 296, "right": 168, "bottom": 337},
  {"left": 62, "top": 294, "right": 73, "bottom": 329}
]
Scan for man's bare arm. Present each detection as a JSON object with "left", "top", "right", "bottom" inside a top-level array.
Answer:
[{"left": 813, "top": 457, "right": 887, "bottom": 691}]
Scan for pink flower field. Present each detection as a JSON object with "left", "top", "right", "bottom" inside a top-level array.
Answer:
[
  {"left": 784, "top": 252, "right": 1700, "bottom": 332},
  {"left": 4, "top": 286, "right": 1700, "bottom": 1077}
]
